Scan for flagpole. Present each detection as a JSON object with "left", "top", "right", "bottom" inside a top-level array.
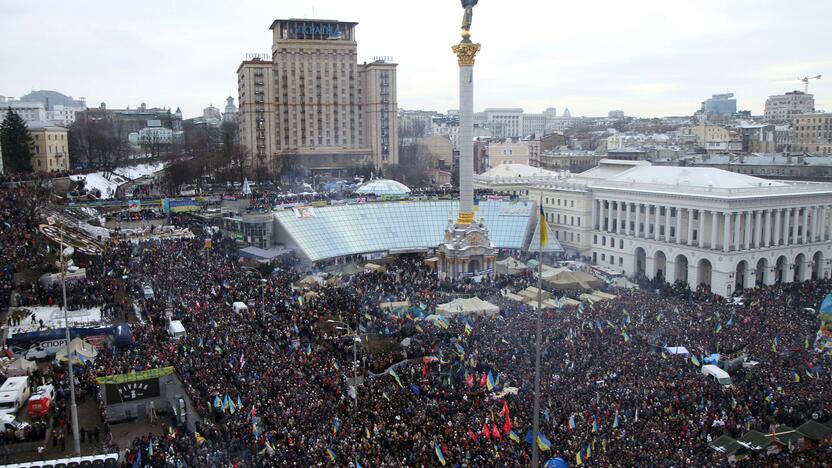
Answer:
[{"left": 531, "top": 193, "right": 544, "bottom": 467}]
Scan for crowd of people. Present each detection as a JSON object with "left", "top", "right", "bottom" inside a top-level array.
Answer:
[
  {"left": 1, "top": 177, "right": 831, "bottom": 466},
  {"left": 77, "top": 232, "right": 830, "bottom": 466}
]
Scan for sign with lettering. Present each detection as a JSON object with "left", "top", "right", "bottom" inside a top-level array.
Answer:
[
  {"left": 292, "top": 23, "right": 342, "bottom": 40},
  {"left": 245, "top": 53, "right": 271, "bottom": 61}
]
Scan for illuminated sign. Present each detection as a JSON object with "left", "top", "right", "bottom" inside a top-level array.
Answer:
[{"left": 293, "top": 23, "right": 342, "bottom": 39}]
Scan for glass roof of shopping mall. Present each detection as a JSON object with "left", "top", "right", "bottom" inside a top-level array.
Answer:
[{"left": 274, "top": 199, "right": 563, "bottom": 262}]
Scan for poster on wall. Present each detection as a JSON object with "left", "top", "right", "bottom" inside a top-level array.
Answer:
[{"left": 98, "top": 367, "right": 173, "bottom": 404}]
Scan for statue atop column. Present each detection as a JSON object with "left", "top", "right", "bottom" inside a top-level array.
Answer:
[{"left": 460, "top": 0, "right": 479, "bottom": 43}]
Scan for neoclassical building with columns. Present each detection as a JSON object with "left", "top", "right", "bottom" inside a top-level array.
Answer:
[{"left": 589, "top": 165, "right": 832, "bottom": 297}]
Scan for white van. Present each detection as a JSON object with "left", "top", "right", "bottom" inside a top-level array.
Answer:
[
  {"left": 0, "top": 376, "right": 31, "bottom": 415},
  {"left": 168, "top": 320, "right": 186, "bottom": 340},
  {"left": 701, "top": 364, "right": 732, "bottom": 386},
  {"left": 232, "top": 302, "right": 248, "bottom": 314}
]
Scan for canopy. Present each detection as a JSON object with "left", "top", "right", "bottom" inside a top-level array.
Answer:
[
  {"left": 505, "top": 292, "right": 525, "bottom": 303},
  {"left": 436, "top": 297, "right": 499, "bottom": 318},
  {"left": 55, "top": 337, "right": 98, "bottom": 365},
  {"left": 544, "top": 269, "right": 603, "bottom": 291},
  {"left": 665, "top": 346, "right": 690, "bottom": 356},
  {"left": 5, "top": 357, "right": 37, "bottom": 376},
  {"left": 364, "top": 263, "right": 386, "bottom": 273},
  {"left": 495, "top": 257, "right": 528, "bottom": 275},
  {"left": 519, "top": 287, "right": 552, "bottom": 302}
]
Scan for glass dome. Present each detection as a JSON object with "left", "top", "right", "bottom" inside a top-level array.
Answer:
[{"left": 354, "top": 179, "right": 412, "bottom": 197}]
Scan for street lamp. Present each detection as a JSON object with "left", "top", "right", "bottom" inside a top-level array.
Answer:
[{"left": 47, "top": 217, "right": 81, "bottom": 456}]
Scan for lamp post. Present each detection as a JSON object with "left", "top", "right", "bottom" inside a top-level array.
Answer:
[
  {"left": 48, "top": 217, "right": 80, "bottom": 455},
  {"left": 327, "top": 320, "right": 359, "bottom": 411}
]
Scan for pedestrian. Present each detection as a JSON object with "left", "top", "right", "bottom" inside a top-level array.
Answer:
[{"left": 80, "top": 427, "right": 86, "bottom": 443}]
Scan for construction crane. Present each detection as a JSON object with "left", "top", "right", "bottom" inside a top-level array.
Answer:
[{"left": 799, "top": 75, "right": 821, "bottom": 93}]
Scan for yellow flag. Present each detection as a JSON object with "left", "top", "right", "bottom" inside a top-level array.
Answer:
[{"left": 539, "top": 205, "right": 548, "bottom": 248}]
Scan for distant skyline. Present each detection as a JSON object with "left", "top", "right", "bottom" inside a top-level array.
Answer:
[{"left": 1, "top": 0, "right": 830, "bottom": 119}]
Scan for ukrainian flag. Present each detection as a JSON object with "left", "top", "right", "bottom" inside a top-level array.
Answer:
[
  {"left": 537, "top": 433, "right": 552, "bottom": 452},
  {"left": 794, "top": 372, "right": 801, "bottom": 383},
  {"left": 464, "top": 322, "right": 473, "bottom": 336},
  {"left": 388, "top": 368, "right": 403, "bottom": 387},
  {"left": 486, "top": 370, "right": 495, "bottom": 391},
  {"left": 691, "top": 355, "right": 701, "bottom": 367},
  {"left": 592, "top": 417, "right": 599, "bottom": 433},
  {"left": 509, "top": 431, "right": 520, "bottom": 443},
  {"left": 326, "top": 448, "right": 336, "bottom": 462},
  {"left": 568, "top": 414, "right": 576, "bottom": 430},
  {"left": 613, "top": 413, "right": 619, "bottom": 428},
  {"left": 434, "top": 443, "right": 447, "bottom": 466},
  {"left": 575, "top": 449, "right": 583, "bottom": 466}
]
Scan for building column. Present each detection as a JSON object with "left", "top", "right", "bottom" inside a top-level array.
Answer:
[
  {"left": 783, "top": 208, "right": 791, "bottom": 246},
  {"left": 676, "top": 208, "right": 682, "bottom": 244},
  {"left": 744, "top": 211, "right": 752, "bottom": 250},
  {"left": 654, "top": 205, "right": 660, "bottom": 241},
  {"left": 754, "top": 210, "right": 763, "bottom": 248},
  {"left": 812, "top": 206, "right": 820, "bottom": 242},
  {"left": 687, "top": 209, "right": 694, "bottom": 246},
  {"left": 591, "top": 199, "right": 598, "bottom": 230},
  {"left": 774, "top": 209, "right": 782, "bottom": 246},
  {"left": 791, "top": 208, "right": 799, "bottom": 245},
  {"left": 819, "top": 206, "right": 827, "bottom": 241},
  {"left": 802, "top": 207, "right": 809, "bottom": 244},
  {"left": 665, "top": 206, "right": 672, "bottom": 242},
  {"left": 607, "top": 200, "right": 614, "bottom": 233},
  {"left": 733, "top": 212, "right": 741, "bottom": 250},
  {"left": 698, "top": 209, "right": 705, "bottom": 248},
  {"left": 723, "top": 211, "right": 731, "bottom": 253},
  {"left": 764, "top": 209, "right": 772, "bottom": 247},
  {"left": 625, "top": 203, "right": 632, "bottom": 236},
  {"left": 617, "top": 201, "right": 624, "bottom": 234},
  {"left": 710, "top": 211, "right": 719, "bottom": 250}
]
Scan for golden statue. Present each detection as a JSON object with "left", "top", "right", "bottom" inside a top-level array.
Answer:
[{"left": 460, "top": 0, "right": 479, "bottom": 43}]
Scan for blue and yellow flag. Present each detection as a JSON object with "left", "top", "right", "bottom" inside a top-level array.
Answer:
[
  {"left": 794, "top": 372, "right": 801, "bottom": 383},
  {"left": 486, "top": 370, "right": 495, "bottom": 391},
  {"left": 387, "top": 368, "right": 403, "bottom": 387},
  {"left": 434, "top": 443, "right": 447, "bottom": 466},
  {"left": 690, "top": 355, "right": 701, "bottom": 367},
  {"left": 464, "top": 322, "right": 473, "bottom": 336},
  {"left": 592, "top": 416, "right": 599, "bottom": 433},
  {"left": 613, "top": 413, "right": 619, "bottom": 428},
  {"left": 539, "top": 205, "right": 548, "bottom": 248},
  {"left": 568, "top": 414, "right": 576, "bottom": 430},
  {"left": 575, "top": 449, "right": 583, "bottom": 466},
  {"left": 537, "top": 433, "right": 552, "bottom": 451},
  {"left": 326, "top": 448, "right": 336, "bottom": 462},
  {"left": 509, "top": 431, "right": 520, "bottom": 443}
]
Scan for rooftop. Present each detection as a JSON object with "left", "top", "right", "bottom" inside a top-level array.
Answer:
[
  {"left": 354, "top": 179, "right": 411, "bottom": 197},
  {"left": 606, "top": 166, "right": 786, "bottom": 189}
]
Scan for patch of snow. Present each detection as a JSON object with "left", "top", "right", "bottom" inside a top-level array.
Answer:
[
  {"left": 114, "top": 162, "right": 165, "bottom": 180},
  {"left": 70, "top": 162, "right": 165, "bottom": 199},
  {"left": 8, "top": 306, "right": 105, "bottom": 336}
]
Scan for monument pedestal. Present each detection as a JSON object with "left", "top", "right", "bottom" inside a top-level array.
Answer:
[{"left": 437, "top": 218, "right": 496, "bottom": 280}]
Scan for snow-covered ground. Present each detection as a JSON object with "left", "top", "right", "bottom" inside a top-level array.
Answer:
[
  {"left": 70, "top": 162, "right": 165, "bottom": 199},
  {"left": 7, "top": 306, "right": 105, "bottom": 336}
]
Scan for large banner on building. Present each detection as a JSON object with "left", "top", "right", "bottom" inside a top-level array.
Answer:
[
  {"left": 97, "top": 367, "right": 174, "bottom": 403},
  {"left": 162, "top": 199, "right": 200, "bottom": 214},
  {"left": 293, "top": 206, "right": 316, "bottom": 219}
]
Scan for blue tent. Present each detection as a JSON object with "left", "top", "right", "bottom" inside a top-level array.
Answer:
[{"left": 544, "top": 457, "right": 568, "bottom": 468}]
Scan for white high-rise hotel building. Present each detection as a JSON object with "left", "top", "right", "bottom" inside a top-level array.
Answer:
[{"left": 238, "top": 19, "right": 398, "bottom": 173}]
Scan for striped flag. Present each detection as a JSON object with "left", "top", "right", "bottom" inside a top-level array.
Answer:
[{"left": 539, "top": 205, "right": 548, "bottom": 248}]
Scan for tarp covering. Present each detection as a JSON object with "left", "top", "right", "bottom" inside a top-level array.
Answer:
[
  {"left": 505, "top": 292, "right": 525, "bottom": 303},
  {"left": 55, "top": 337, "right": 98, "bottom": 364},
  {"left": 364, "top": 263, "right": 386, "bottom": 272},
  {"left": 436, "top": 297, "right": 499, "bottom": 318},
  {"left": 5, "top": 357, "right": 37, "bottom": 376},
  {"left": 495, "top": 257, "right": 528, "bottom": 275},
  {"left": 665, "top": 346, "right": 690, "bottom": 356},
  {"left": 544, "top": 269, "right": 603, "bottom": 291},
  {"left": 519, "top": 287, "right": 552, "bottom": 302}
]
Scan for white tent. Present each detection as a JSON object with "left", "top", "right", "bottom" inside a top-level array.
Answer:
[
  {"left": 436, "top": 297, "right": 499, "bottom": 318},
  {"left": 5, "top": 357, "right": 37, "bottom": 376},
  {"left": 665, "top": 346, "right": 690, "bottom": 356},
  {"left": 55, "top": 337, "right": 98, "bottom": 365},
  {"left": 495, "top": 258, "right": 528, "bottom": 276}
]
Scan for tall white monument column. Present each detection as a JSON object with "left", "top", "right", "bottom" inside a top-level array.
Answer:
[{"left": 452, "top": 41, "right": 480, "bottom": 225}]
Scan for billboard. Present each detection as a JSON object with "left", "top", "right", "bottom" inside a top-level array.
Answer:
[
  {"left": 293, "top": 206, "right": 316, "bottom": 219},
  {"left": 98, "top": 367, "right": 174, "bottom": 404},
  {"left": 162, "top": 198, "right": 200, "bottom": 214}
]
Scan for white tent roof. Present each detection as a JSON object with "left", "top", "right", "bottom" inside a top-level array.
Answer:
[
  {"left": 436, "top": 297, "right": 499, "bottom": 317},
  {"left": 55, "top": 337, "right": 98, "bottom": 363},
  {"left": 606, "top": 166, "right": 786, "bottom": 189},
  {"left": 5, "top": 357, "right": 37, "bottom": 376},
  {"left": 355, "top": 179, "right": 411, "bottom": 196}
]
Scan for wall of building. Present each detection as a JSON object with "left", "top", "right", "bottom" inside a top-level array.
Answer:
[{"left": 29, "top": 126, "right": 69, "bottom": 172}]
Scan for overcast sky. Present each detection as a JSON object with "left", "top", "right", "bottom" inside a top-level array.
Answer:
[{"left": 2, "top": 0, "right": 830, "bottom": 118}]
